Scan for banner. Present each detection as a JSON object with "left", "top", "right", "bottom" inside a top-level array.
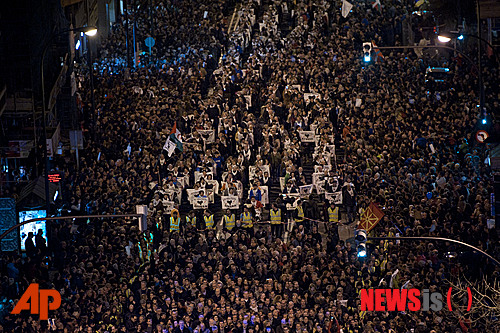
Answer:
[
  {"left": 325, "top": 191, "right": 343, "bottom": 205},
  {"left": 299, "top": 131, "right": 316, "bottom": 142},
  {"left": 358, "top": 202, "right": 384, "bottom": 232},
  {"left": 193, "top": 197, "right": 209, "bottom": 209},
  {"left": 222, "top": 196, "right": 240, "bottom": 209}
]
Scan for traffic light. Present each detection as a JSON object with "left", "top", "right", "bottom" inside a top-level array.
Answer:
[
  {"left": 355, "top": 229, "right": 367, "bottom": 258},
  {"left": 363, "top": 42, "right": 372, "bottom": 62}
]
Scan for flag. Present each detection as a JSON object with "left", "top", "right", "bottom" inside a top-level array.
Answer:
[
  {"left": 371, "top": 0, "right": 381, "bottom": 12},
  {"left": 163, "top": 122, "right": 183, "bottom": 157},
  {"left": 341, "top": 0, "right": 353, "bottom": 18},
  {"left": 372, "top": 41, "right": 385, "bottom": 62},
  {"left": 358, "top": 202, "right": 384, "bottom": 232}
]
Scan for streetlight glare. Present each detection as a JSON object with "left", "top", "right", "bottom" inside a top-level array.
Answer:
[
  {"left": 437, "top": 35, "right": 451, "bottom": 43},
  {"left": 84, "top": 28, "right": 98, "bottom": 37}
]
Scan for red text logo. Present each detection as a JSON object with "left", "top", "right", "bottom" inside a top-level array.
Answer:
[{"left": 11, "top": 284, "right": 61, "bottom": 320}]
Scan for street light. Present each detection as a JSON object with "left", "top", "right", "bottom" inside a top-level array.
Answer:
[
  {"left": 40, "top": 26, "right": 97, "bottom": 215},
  {"left": 437, "top": 35, "right": 451, "bottom": 43},
  {"left": 437, "top": 31, "right": 498, "bottom": 61},
  {"left": 84, "top": 28, "right": 98, "bottom": 37}
]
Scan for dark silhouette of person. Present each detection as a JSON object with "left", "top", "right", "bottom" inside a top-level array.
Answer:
[
  {"left": 25, "top": 232, "right": 36, "bottom": 257},
  {"left": 35, "top": 229, "right": 47, "bottom": 256}
]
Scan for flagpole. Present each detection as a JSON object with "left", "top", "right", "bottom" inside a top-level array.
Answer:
[{"left": 368, "top": 236, "right": 500, "bottom": 267}]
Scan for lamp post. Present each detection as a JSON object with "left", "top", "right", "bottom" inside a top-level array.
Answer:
[
  {"left": 40, "top": 26, "right": 97, "bottom": 215},
  {"left": 438, "top": 31, "right": 499, "bottom": 116}
]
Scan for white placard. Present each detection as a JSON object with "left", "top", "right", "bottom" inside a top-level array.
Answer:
[
  {"left": 177, "top": 176, "right": 187, "bottom": 188},
  {"left": 314, "top": 165, "right": 331, "bottom": 173},
  {"left": 325, "top": 191, "right": 343, "bottom": 205},
  {"left": 222, "top": 196, "right": 240, "bottom": 209},
  {"left": 249, "top": 165, "right": 271, "bottom": 181},
  {"left": 280, "top": 177, "right": 286, "bottom": 192},
  {"left": 193, "top": 197, "right": 209, "bottom": 209},
  {"left": 197, "top": 130, "right": 215, "bottom": 143},
  {"left": 299, "top": 185, "right": 314, "bottom": 198},
  {"left": 312, "top": 173, "right": 326, "bottom": 185},
  {"left": 187, "top": 189, "right": 201, "bottom": 203},
  {"left": 304, "top": 93, "right": 320, "bottom": 103},
  {"left": 164, "top": 188, "right": 182, "bottom": 203},
  {"left": 195, "top": 171, "right": 214, "bottom": 183},
  {"left": 261, "top": 186, "right": 269, "bottom": 205},
  {"left": 315, "top": 181, "right": 326, "bottom": 194},
  {"left": 162, "top": 200, "right": 175, "bottom": 214},
  {"left": 299, "top": 131, "right": 316, "bottom": 142}
]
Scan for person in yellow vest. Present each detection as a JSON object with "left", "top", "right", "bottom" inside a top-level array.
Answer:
[
  {"left": 328, "top": 202, "right": 340, "bottom": 245},
  {"left": 186, "top": 210, "right": 197, "bottom": 230},
  {"left": 222, "top": 209, "right": 236, "bottom": 232},
  {"left": 270, "top": 203, "right": 283, "bottom": 238},
  {"left": 239, "top": 206, "right": 254, "bottom": 237},
  {"left": 169, "top": 209, "right": 181, "bottom": 233},
  {"left": 295, "top": 200, "right": 305, "bottom": 227},
  {"left": 204, "top": 209, "right": 215, "bottom": 230}
]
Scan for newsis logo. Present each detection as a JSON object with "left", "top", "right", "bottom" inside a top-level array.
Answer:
[{"left": 360, "top": 287, "right": 472, "bottom": 312}]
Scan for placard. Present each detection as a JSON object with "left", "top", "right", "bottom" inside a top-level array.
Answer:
[
  {"left": 193, "top": 197, "right": 209, "bottom": 209},
  {"left": 195, "top": 171, "right": 214, "bottom": 183},
  {"left": 299, "top": 131, "right": 316, "bottom": 142},
  {"left": 261, "top": 186, "right": 269, "bottom": 205},
  {"left": 187, "top": 189, "right": 202, "bottom": 203},
  {"left": 222, "top": 196, "right": 240, "bottom": 209},
  {"left": 315, "top": 181, "right": 326, "bottom": 194},
  {"left": 312, "top": 173, "right": 326, "bottom": 185},
  {"left": 299, "top": 184, "right": 314, "bottom": 198},
  {"left": 249, "top": 165, "right": 271, "bottom": 181},
  {"left": 197, "top": 130, "right": 215, "bottom": 143},
  {"left": 162, "top": 200, "right": 175, "bottom": 214},
  {"left": 325, "top": 191, "right": 343, "bottom": 205}
]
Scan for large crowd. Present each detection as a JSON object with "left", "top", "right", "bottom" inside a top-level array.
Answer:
[{"left": 1, "top": 0, "right": 500, "bottom": 332}]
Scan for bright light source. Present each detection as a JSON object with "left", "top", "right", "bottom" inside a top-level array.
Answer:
[
  {"left": 364, "top": 54, "right": 371, "bottom": 62},
  {"left": 357, "top": 245, "right": 367, "bottom": 258},
  {"left": 84, "top": 28, "right": 98, "bottom": 37},
  {"left": 457, "top": 35, "right": 464, "bottom": 40},
  {"left": 482, "top": 118, "right": 487, "bottom": 124},
  {"left": 438, "top": 35, "right": 451, "bottom": 43},
  {"left": 75, "top": 40, "right": 81, "bottom": 50}
]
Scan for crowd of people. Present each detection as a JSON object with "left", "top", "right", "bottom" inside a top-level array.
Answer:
[{"left": 1, "top": 0, "right": 500, "bottom": 332}]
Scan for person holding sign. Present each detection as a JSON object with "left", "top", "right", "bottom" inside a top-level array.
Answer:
[
  {"left": 240, "top": 206, "right": 254, "bottom": 238},
  {"left": 270, "top": 203, "right": 283, "bottom": 239},
  {"left": 204, "top": 210, "right": 215, "bottom": 231},
  {"left": 222, "top": 209, "right": 236, "bottom": 232},
  {"left": 170, "top": 209, "right": 181, "bottom": 233}
]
